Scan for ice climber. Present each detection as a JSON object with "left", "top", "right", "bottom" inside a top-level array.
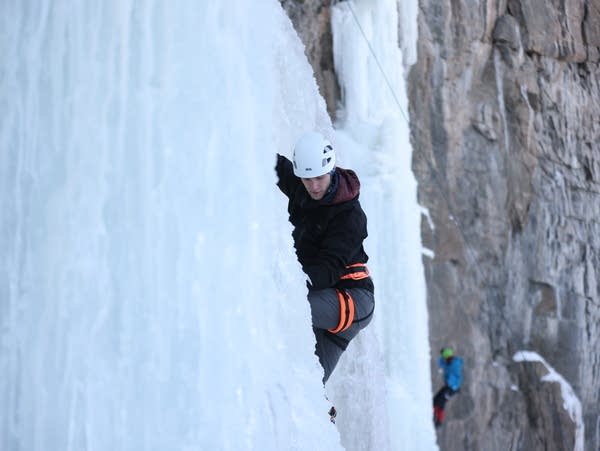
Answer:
[
  {"left": 433, "top": 347, "right": 464, "bottom": 427},
  {"left": 275, "top": 132, "right": 375, "bottom": 420}
]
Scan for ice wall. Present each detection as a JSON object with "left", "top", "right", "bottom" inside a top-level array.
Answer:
[
  {"left": 1, "top": 0, "right": 437, "bottom": 449},
  {"left": 330, "top": 1, "right": 437, "bottom": 450},
  {"left": 1, "top": 2, "right": 340, "bottom": 450}
]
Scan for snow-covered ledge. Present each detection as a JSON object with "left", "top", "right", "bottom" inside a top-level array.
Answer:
[{"left": 513, "top": 350, "right": 584, "bottom": 451}]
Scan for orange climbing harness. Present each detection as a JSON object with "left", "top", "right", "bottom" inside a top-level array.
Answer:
[
  {"left": 328, "top": 289, "right": 355, "bottom": 334},
  {"left": 328, "top": 263, "right": 370, "bottom": 334},
  {"left": 339, "top": 263, "right": 370, "bottom": 281}
]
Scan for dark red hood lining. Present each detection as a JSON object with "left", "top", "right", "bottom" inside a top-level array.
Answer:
[{"left": 325, "top": 168, "right": 360, "bottom": 205}]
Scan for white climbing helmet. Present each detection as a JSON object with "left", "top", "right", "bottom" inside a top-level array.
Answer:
[{"left": 292, "top": 132, "right": 336, "bottom": 178}]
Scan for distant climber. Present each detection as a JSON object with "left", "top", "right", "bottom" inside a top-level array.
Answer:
[
  {"left": 433, "top": 347, "right": 463, "bottom": 427},
  {"left": 275, "top": 131, "right": 375, "bottom": 386}
]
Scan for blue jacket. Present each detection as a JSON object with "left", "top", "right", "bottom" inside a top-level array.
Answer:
[{"left": 438, "top": 356, "right": 463, "bottom": 391}]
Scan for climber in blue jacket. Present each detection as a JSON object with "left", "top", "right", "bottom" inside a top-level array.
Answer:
[{"left": 433, "top": 347, "right": 463, "bottom": 427}]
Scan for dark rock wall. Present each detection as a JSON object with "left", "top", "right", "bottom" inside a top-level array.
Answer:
[
  {"left": 280, "top": 0, "right": 600, "bottom": 449},
  {"left": 410, "top": 0, "right": 600, "bottom": 450}
]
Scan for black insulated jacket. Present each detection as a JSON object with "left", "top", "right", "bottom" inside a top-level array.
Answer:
[{"left": 276, "top": 154, "right": 374, "bottom": 293}]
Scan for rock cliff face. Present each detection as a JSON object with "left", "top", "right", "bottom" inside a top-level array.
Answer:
[
  {"left": 410, "top": 1, "right": 599, "bottom": 449},
  {"left": 281, "top": 1, "right": 600, "bottom": 450}
]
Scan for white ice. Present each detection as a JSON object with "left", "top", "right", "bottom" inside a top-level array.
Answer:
[{"left": 1, "top": 1, "right": 436, "bottom": 450}]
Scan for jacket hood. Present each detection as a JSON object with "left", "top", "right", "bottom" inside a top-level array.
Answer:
[{"left": 324, "top": 168, "right": 360, "bottom": 205}]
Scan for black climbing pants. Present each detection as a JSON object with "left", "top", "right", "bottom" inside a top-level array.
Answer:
[{"left": 433, "top": 385, "right": 457, "bottom": 410}]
